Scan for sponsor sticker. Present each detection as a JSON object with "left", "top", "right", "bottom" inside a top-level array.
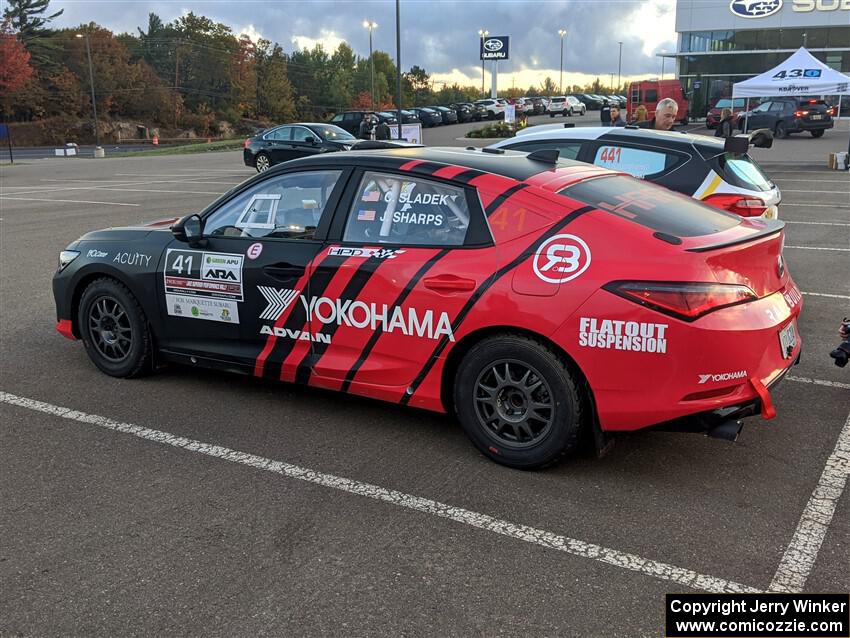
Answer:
[
  {"left": 87, "top": 249, "right": 108, "bottom": 258},
  {"left": 783, "top": 284, "right": 802, "bottom": 309},
  {"left": 165, "top": 294, "right": 239, "bottom": 324},
  {"left": 246, "top": 242, "right": 263, "bottom": 260},
  {"left": 164, "top": 249, "right": 244, "bottom": 301},
  {"left": 698, "top": 370, "right": 747, "bottom": 384},
  {"left": 113, "top": 252, "right": 152, "bottom": 267},
  {"left": 327, "top": 246, "right": 406, "bottom": 259},
  {"left": 579, "top": 317, "right": 668, "bottom": 354},
  {"left": 533, "top": 234, "right": 591, "bottom": 284}
]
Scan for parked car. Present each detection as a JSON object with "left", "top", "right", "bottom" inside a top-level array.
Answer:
[
  {"left": 706, "top": 98, "right": 748, "bottom": 129},
  {"left": 328, "top": 110, "right": 397, "bottom": 135},
  {"left": 736, "top": 97, "right": 834, "bottom": 138},
  {"left": 397, "top": 110, "right": 422, "bottom": 124},
  {"left": 567, "top": 96, "right": 587, "bottom": 115},
  {"left": 548, "top": 96, "right": 584, "bottom": 117},
  {"left": 409, "top": 107, "right": 443, "bottom": 127},
  {"left": 573, "top": 94, "right": 604, "bottom": 110},
  {"left": 627, "top": 79, "right": 690, "bottom": 125},
  {"left": 243, "top": 123, "right": 356, "bottom": 172},
  {"left": 54, "top": 146, "right": 801, "bottom": 469},
  {"left": 431, "top": 105, "right": 459, "bottom": 125},
  {"left": 458, "top": 102, "right": 486, "bottom": 121},
  {"left": 474, "top": 99, "right": 505, "bottom": 120},
  {"left": 488, "top": 125, "right": 781, "bottom": 219},
  {"left": 528, "top": 97, "right": 547, "bottom": 115},
  {"left": 448, "top": 103, "right": 474, "bottom": 123}
]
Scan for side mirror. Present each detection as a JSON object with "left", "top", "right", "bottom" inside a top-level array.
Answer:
[
  {"left": 306, "top": 136, "right": 318, "bottom": 145},
  {"left": 172, "top": 214, "right": 206, "bottom": 246}
]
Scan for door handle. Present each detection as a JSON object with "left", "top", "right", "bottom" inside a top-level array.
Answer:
[
  {"left": 423, "top": 275, "right": 476, "bottom": 293},
  {"left": 263, "top": 263, "right": 305, "bottom": 279}
]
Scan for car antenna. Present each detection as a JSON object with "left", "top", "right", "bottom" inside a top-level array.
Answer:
[
  {"left": 482, "top": 147, "right": 505, "bottom": 154},
  {"left": 526, "top": 148, "right": 560, "bottom": 164}
]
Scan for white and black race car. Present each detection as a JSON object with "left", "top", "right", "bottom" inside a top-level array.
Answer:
[{"left": 488, "top": 126, "right": 781, "bottom": 219}]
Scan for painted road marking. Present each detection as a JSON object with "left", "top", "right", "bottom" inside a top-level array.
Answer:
[
  {"left": 787, "top": 376, "right": 850, "bottom": 391},
  {"left": 780, "top": 203, "right": 850, "bottom": 209},
  {"left": 0, "top": 390, "right": 758, "bottom": 594},
  {"left": 785, "top": 245, "right": 850, "bottom": 252},
  {"left": 0, "top": 196, "right": 139, "bottom": 207},
  {"left": 768, "top": 411, "right": 850, "bottom": 592},
  {"left": 802, "top": 292, "right": 850, "bottom": 300},
  {"left": 6, "top": 178, "right": 236, "bottom": 197}
]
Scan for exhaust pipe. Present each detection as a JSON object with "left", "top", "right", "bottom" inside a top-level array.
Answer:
[{"left": 706, "top": 419, "right": 743, "bottom": 442}]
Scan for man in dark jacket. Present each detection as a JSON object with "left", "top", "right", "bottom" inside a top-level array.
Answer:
[
  {"left": 374, "top": 118, "right": 391, "bottom": 140},
  {"left": 600, "top": 99, "right": 611, "bottom": 125},
  {"left": 357, "top": 114, "right": 373, "bottom": 140},
  {"left": 608, "top": 105, "right": 626, "bottom": 127},
  {"left": 636, "top": 97, "right": 679, "bottom": 130}
]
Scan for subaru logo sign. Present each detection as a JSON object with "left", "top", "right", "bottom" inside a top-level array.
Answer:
[
  {"left": 480, "top": 35, "right": 510, "bottom": 60},
  {"left": 729, "top": 0, "right": 783, "bottom": 18}
]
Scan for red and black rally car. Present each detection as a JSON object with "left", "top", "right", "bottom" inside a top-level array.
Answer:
[{"left": 53, "top": 147, "right": 803, "bottom": 469}]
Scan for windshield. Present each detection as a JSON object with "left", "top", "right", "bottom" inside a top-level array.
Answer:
[
  {"left": 378, "top": 112, "right": 396, "bottom": 118},
  {"left": 311, "top": 124, "right": 355, "bottom": 141},
  {"left": 715, "top": 99, "right": 746, "bottom": 109},
  {"left": 560, "top": 175, "right": 740, "bottom": 238},
  {"left": 716, "top": 154, "right": 774, "bottom": 192}
]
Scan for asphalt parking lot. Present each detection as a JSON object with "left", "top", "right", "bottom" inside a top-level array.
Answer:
[{"left": 1, "top": 134, "right": 848, "bottom": 636}]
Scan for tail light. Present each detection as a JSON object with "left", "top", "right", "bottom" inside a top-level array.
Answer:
[
  {"left": 827, "top": 108, "right": 835, "bottom": 116},
  {"left": 702, "top": 193, "right": 768, "bottom": 218},
  {"left": 243, "top": 138, "right": 251, "bottom": 149},
  {"left": 794, "top": 110, "right": 809, "bottom": 118},
  {"left": 603, "top": 281, "right": 758, "bottom": 322}
]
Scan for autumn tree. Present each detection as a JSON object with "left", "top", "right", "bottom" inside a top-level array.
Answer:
[{"left": 0, "top": 21, "right": 34, "bottom": 94}]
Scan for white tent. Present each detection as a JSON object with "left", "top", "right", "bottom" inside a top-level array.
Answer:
[
  {"left": 732, "top": 47, "right": 850, "bottom": 99},
  {"left": 732, "top": 47, "right": 850, "bottom": 167}
]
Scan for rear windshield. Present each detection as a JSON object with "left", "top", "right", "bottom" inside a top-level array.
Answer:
[
  {"left": 559, "top": 176, "right": 740, "bottom": 238},
  {"left": 551, "top": 97, "right": 565, "bottom": 103},
  {"left": 716, "top": 154, "right": 773, "bottom": 192}
]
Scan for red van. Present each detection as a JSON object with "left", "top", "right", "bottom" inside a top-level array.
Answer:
[{"left": 627, "top": 79, "right": 689, "bottom": 125}]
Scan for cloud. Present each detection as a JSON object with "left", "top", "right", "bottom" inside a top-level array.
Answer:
[
  {"left": 239, "top": 24, "right": 264, "bottom": 44},
  {"left": 291, "top": 29, "right": 347, "bottom": 53}
]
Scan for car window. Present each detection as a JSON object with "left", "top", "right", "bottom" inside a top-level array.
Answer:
[
  {"left": 343, "top": 113, "right": 360, "bottom": 121},
  {"left": 505, "top": 140, "right": 582, "bottom": 161},
  {"left": 291, "top": 126, "right": 315, "bottom": 142},
  {"left": 716, "top": 154, "right": 773, "bottom": 192},
  {"left": 331, "top": 114, "right": 343, "bottom": 123},
  {"left": 645, "top": 89, "right": 658, "bottom": 103},
  {"left": 753, "top": 103, "right": 771, "bottom": 113},
  {"left": 769, "top": 102, "right": 785, "bottom": 112},
  {"left": 560, "top": 176, "right": 740, "bottom": 238},
  {"left": 264, "top": 127, "right": 290, "bottom": 141},
  {"left": 343, "top": 171, "right": 471, "bottom": 247},
  {"left": 204, "top": 170, "right": 343, "bottom": 240},
  {"left": 592, "top": 145, "right": 673, "bottom": 178}
]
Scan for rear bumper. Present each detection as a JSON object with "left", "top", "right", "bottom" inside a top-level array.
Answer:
[
  {"left": 789, "top": 119, "right": 833, "bottom": 132},
  {"left": 243, "top": 149, "right": 255, "bottom": 167}
]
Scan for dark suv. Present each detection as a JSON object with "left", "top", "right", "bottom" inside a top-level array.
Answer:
[
  {"left": 329, "top": 111, "right": 397, "bottom": 135},
  {"left": 738, "top": 97, "right": 834, "bottom": 138}
]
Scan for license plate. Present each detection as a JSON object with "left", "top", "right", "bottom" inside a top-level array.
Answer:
[
  {"left": 811, "top": 114, "right": 823, "bottom": 120},
  {"left": 779, "top": 321, "right": 797, "bottom": 359}
]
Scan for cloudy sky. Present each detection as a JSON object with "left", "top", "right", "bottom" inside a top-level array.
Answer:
[{"left": 51, "top": 0, "right": 678, "bottom": 89}]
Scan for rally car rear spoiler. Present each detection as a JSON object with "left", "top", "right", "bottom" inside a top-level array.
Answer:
[
  {"left": 724, "top": 128, "right": 773, "bottom": 154},
  {"left": 685, "top": 218, "right": 784, "bottom": 253}
]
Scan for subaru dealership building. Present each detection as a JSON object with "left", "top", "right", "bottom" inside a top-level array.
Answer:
[{"left": 673, "top": 0, "right": 850, "bottom": 114}]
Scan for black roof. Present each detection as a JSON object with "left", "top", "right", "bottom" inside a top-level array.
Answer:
[{"left": 290, "top": 146, "right": 583, "bottom": 182}]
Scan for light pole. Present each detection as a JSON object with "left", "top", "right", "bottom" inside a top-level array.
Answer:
[
  {"left": 478, "top": 29, "right": 488, "bottom": 97},
  {"left": 617, "top": 41, "right": 623, "bottom": 91},
  {"left": 395, "top": 0, "right": 402, "bottom": 140},
  {"left": 660, "top": 50, "right": 667, "bottom": 80},
  {"left": 558, "top": 29, "right": 567, "bottom": 95},
  {"left": 75, "top": 32, "right": 100, "bottom": 148},
  {"left": 363, "top": 20, "right": 377, "bottom": 110},
  {"left": 609, "top": 73, "right": 614, "bottom": 90}
]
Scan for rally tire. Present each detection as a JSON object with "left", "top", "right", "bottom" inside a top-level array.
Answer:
[
  {"left": 255, "top": 152, "right": 271, "bottom": 172},
  {"left": 454, "top": 335, "right": 584, "bottom": 470},
  {"left": 810, "top": 130, "right": 824, "bottom": 138},
  {"left": 77, "top": 278, "right": 153, "bottom": 378},
  {"left": 775, "top": 121, "right": 788, "bottom": 139}
]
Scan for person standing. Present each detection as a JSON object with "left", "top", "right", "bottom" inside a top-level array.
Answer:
[
  {"left": 374, "top": 118, "right": 390, "bottom": 140},
  {"left": 715, "top": 107, "right": 735, "bottom": 138},
  {"left": 636, "top": 97, "right": 678, "bottom": 130},
  {"left": 608, "top": 104, "right": 626, "bottom": 127},
  {"left": 632, "top": 104, "right": 648, "bottom": 124},
  {"left": 600, "top": 99, "right": 611, "bottom": 125},
  {"left": 358, "top": 114, "right": 373, "bottom": 140}
]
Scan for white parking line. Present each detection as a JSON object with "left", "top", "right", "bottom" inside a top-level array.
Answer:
[
  {"left": 0, "top": 196, "right": 139, "bottom": 207},
  {"left": 785, "top": 245, "right": 850, "bottom": 252},
  {"left": 6, "top": 179, "right": 235, "bottom": 197},
  {"left": 0, "top": 390, "right": 759, "bottom": 594},
  {"left": 802, "top": 292, "right": 850, "bottom": 300},
  {"left": 768, "top": 410, "right": 850, "bottom": 592},
  {"left": 783, "top": 220, "right": 850, "bottom": 227},
  {"left": 787, "top": 376, "right": 850, "bottom": 391},
  {"left": 781, "top": 190, "right": 850, "bottom": 194},
  {"left": 780, "top": 203, "right": 850, "bottom": 209}
]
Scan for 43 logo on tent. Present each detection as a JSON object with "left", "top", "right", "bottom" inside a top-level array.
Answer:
[{"left": 772, "top": 68, "right": 822, "bottom": 80}]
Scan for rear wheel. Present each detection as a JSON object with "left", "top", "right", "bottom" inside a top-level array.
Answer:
[
  {"left": 77, "top": 278, "right": 152, "bottom": 378},
  {"left": 255, "top": 152, "right": 271, "bottom": 172},
  {"left": 775, "top": 121, "right": 789, "bottom": 139},
  {"left": 454, "top": 335, "right": 584, "bottom": 469},
  {"left": 810, "top": 129, "right": 824, "bottom": 138}
]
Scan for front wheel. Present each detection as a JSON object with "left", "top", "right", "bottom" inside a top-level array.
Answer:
[
  {"left": 454, "top": 335, "right": 584, "bottom": 469},
  {"left": 775, "top": 121, "right": 789, "bottom": 139},
  {"left": 810, "top": 129, "right": 824, "bottom": 138},
  {"left": 77, "top": 278, "right": 153, "bottom": 378}
]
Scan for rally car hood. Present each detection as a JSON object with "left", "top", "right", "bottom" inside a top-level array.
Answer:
[{"left": 78, "top": 217, "right": 181, "bottom": 243}]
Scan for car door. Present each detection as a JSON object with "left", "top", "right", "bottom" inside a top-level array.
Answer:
[
  {"left": 158, "top": 167, "right": 351, "bottom": 377},
  {"left": 260, "top": 126, "right": 293, "bottom": 164},
  {"left": 747, "top": 102, "right": 772, "bottom": 129},
  {"left": 305, "top": 168, "right": 495, "bottom": 390},
  {"left": 289, "top": 125, "right": 324, "bottom": 160}
]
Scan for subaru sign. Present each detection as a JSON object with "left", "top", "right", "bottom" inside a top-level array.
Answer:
[
  {"left": 729, "top": 0, "right": 783, "bottom": 18},
  {"left": 480, "top": 36, "right": 510, "bottom": 60}
]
